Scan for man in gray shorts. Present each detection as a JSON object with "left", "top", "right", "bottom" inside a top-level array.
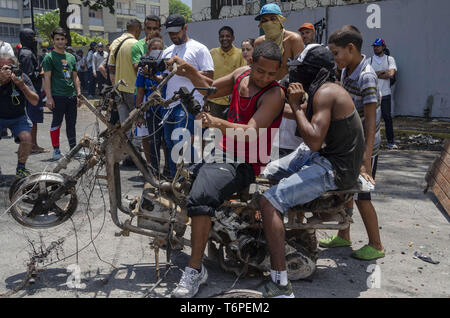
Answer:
[{"left": 258, "top": 45, "right": 365, "bottom": 297}]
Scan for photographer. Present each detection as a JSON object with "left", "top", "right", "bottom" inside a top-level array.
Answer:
[
  {"left": 0, "top": 53, "right": 39, "bottom": 178},
  {"left": 18, "top": 28, "right": 48, "bottom": 154},
  {"left": 135, "top": 37, "right": 166, "bottom": 175}
]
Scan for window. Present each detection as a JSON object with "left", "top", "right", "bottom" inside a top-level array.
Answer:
[
  {"left": 0, "top": 0, "right": 18, "bottom": 9},
  {"left": 0, "top": 22, "right": 19, "bottom": 37},
  {"left": 89, "top": 9, "right": 102, "bottom": 18},
  {"left": 136, "top": 4, "right": 146, "bottom": 15},
  {"left": 149, "top": 5, "right": 159, "bottom": 16},
  {"left": 31, "top": 0, "right": 57, "bottom": 10}
]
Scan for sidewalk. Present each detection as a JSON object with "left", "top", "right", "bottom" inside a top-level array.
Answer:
[{"left": 0, "top": 109, "right": 449, "bottom": 298}]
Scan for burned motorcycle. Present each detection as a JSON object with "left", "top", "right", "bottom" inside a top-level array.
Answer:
[{"left": 8, "top": 65, "right": 368, "bottom": 282}]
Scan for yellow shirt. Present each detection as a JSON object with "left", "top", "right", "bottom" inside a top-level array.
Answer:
[
  {"left": 108, "top": 32, "right": 138, "bottom": 94},
  {"left": 209, "top": 45, "right": 247, "bottom": 105}
]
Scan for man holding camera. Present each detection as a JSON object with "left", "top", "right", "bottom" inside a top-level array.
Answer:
[
  {"left": 18, "top": 28, "right": 48, "bottom": 154},
  {"left": 0, "top": 53, "right": 39, "bottom": 178},
  {"left": 161, "top": 14, "right": 214, "bottom": 177}
]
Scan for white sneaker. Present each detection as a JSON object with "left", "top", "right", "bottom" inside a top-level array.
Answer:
[
  {"left": 172, "top": 265, "right": 208, "bottom": 298},
  {"left": 387, "top": 143, "right": 398, "bottom": 150}
]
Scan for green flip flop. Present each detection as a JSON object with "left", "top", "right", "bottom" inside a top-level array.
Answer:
[
  {"left": 352, "top": 245, "right": 385, "bottom": 260},
  {"left": 319, "top": 235, "right": 352, "bottom": 248}
]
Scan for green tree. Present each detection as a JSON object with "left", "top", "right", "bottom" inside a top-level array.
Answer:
[
  {"left": 70, "top": 32, "right": 108, "bottom": 47},
  {"left": 35, "top": 9, "right": 60, "bottom": 44},
  {"left": 169, "top": 0, "right": 192, "bottom": 23},
  {"left": 82, "top": 0, "right": 116, "bottom": 14},
  {"left": 35, "top": 10, "right": 107, "bottom": 47},
  {"left": 57, "top": 0, "right": 116, "bottom": 46}
]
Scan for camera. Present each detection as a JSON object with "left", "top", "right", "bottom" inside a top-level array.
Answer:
[
  {"left": 138, "top": 55, "right": 166, "bottom": 77},
  {"left": 6, "top": 65, "right": 23, "bottom": 77}
]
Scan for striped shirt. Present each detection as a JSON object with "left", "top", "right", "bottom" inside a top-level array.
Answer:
[{"left": 341, "top": 55, "right": 381, "bottom": 156}]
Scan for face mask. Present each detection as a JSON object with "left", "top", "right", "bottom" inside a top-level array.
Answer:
[
  {"left": 289, "top": 65, "right": 319, "bottom": 91},
  {"left": 149, "top": 50, "right": 162, "bottom": 59},
  {"left": 260, "top": 21, "right": 283, "bottom": 40}
]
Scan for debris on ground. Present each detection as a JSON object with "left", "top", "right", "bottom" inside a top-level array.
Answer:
[
  {"left": 381, "top": 134, "right": 444, "bottom": 151},
  {"left": 413, "top": 251, "right": 440, "bottom": 265}
]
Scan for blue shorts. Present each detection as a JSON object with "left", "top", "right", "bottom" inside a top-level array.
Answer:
[
  {"left": 0, "top": 115, "right": 32, "bottom": 138},
  {"left": 26, "top": 94, "right": 44, "bottom": 124},
  {"left": 261, "top": 145, "right": 338, "bottom": 213}
]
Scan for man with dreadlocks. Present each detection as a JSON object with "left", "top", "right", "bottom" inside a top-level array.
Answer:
[{"left": 258, "top": 44, "right": 365, "bottom": 297}]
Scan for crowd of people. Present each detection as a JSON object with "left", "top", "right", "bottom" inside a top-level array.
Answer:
[{"left": 0, "top": 2, "right": 399, "bottom": 298}]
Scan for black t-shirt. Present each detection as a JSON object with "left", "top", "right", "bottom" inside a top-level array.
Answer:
[{"left": 0, "top": 73, "right": 35, "bottom": 119}]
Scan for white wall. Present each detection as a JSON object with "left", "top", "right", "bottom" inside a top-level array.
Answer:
[{"left": 181, "top": 0, "right": 450, "bottom": 118}]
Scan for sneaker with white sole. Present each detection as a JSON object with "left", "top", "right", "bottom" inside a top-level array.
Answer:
[
  {"left": 257, "top": 279, "right": 295, "bottom": 298},
  {"left": 172, "top": 265, "right": 208, "bottom": 298},
  {"left": 387, "top": 143, "right": 398, "bottom": 150},
  {"left": 52, "top": 149, "right": 62, "bottom": 161}
]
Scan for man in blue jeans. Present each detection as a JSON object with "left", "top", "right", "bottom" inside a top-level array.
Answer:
[
  {"left": 135, "top": 37, "right": 166, "bottom": 175},
  {"left": 161, "top": 14, "right": 214, "bottom": 177},
  {"left": 370, "top": 38, "right": 398, "bottom": 149},
  {"left": 0, "top": 53, "right": 39, "bottom": 177},
  {"left": 259, "top": 45, "right": 365, "bottom": 297}
]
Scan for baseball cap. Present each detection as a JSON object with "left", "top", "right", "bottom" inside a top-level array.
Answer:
[
  {"left": 298, "top": 23, "right": 315, "bottom": 32},
  {"left": 255, "top": 3, "right": 283, "bottom": 21},
  {"left": 288, "top": 44, "right": 334, "bottom": 71},
  {"left": 97, "top": 42, "right": 103, "bottom": 47},
  {"left": 372, "top": 38, "right": 385, "bottom": 46},
  {"left": 165, "top": 14, "right": 186, "bottom": 33}
]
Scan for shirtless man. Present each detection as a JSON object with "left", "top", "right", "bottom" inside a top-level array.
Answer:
[
  {"left": 254, "top": 3, "right": 304, "bottom": 80},
  {"left": 259, "top": 45, "right": 365, "bottom": 297}
]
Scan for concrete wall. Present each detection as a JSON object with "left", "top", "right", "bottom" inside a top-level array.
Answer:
[{"left": 181, "top": 0, "right": 449, "bottom": 118}]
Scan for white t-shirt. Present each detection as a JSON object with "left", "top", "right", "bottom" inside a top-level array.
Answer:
[
  {"left": 162, "top": 39, "right": 214, "bottom": 109},
  {"left": 272, "top": 117, "right": 303, "bottom": 150},
  {"left": 0, "top": 41, "right": 14, "bottom": 56},
  {"left": 370, "top": 54, "right": 397, "bottom": 97}
]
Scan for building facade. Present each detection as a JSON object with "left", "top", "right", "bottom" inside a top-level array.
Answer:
[{"left": 0, "top": 0, "right": 169, "bottom": 45}]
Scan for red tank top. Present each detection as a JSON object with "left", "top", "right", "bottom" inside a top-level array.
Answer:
[{"left": 220, "top": 70, "right": 283, "bottom": 176}]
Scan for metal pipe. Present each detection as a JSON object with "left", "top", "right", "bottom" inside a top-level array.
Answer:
[
  {"left": 122, "top": 221, "right": 191, "bottom": 246},
  {"left": 78, "top": 95, "right": 113, "bottom": 129}
]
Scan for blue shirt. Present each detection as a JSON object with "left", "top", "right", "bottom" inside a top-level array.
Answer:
[{"left": 135, "top": 70, "right": 166, "bottom": 102}]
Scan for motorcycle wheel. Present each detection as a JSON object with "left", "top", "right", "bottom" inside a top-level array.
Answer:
[
  {"left": 9, "top": 172, "right": 78, "bottom": 229},
  {"left": 286, "top": 252, "right": 316, "bottom": 281}
]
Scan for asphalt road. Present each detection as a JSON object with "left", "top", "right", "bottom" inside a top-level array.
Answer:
[{"left": 0, "top": 109, "right": 449, "bottom": 298}]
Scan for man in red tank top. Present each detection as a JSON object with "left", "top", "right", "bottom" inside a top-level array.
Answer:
[{"left": 167, "top": 41, "right": 285, "bottom": 298}]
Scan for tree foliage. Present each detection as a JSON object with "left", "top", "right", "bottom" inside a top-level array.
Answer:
[
  {"left": 169, "top": 0, "right": 192, "bottom": 23},
  {"left": 35, "top": 9, "right": 60, "bottom": 44},
  {"left": 35, "top": 10, "right": 107, "bottom": 47},
  {"left": 70, "top": 32, "right": 108, "bottom": 47},
  {"left": 81, "top": 0, "right": 116, "bottom": 14}
]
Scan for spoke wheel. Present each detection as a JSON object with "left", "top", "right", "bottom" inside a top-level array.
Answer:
[{"left": 9, "top": 173, "right": 78, "bottom": 229}]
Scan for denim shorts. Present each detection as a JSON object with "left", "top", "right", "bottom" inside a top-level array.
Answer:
[
  {"left": 261, "top": 145, "right": 338, "bottom": 213},
  {"left": 0, "top": 115, "right": 32, "bottom": 138}
]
